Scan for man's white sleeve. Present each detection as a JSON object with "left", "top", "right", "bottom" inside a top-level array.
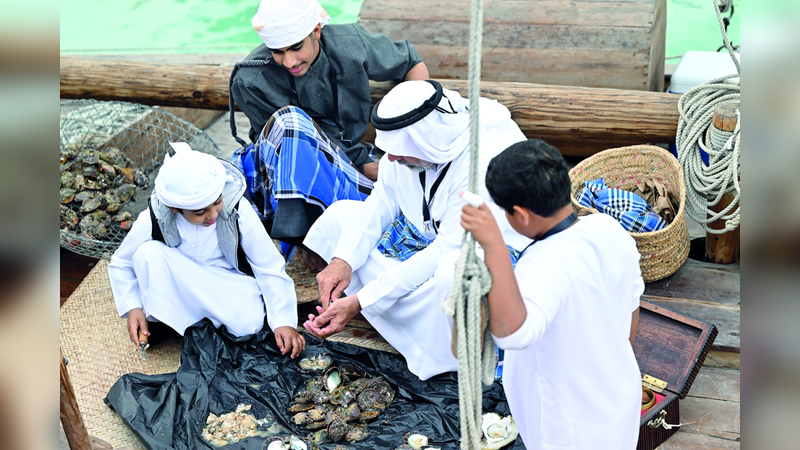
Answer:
[
  {"left": 356, "top": 171, "right": 468, "bottom": 314},
  {"left": 331, "top": 160, "right": 400, "bottom": 272}
]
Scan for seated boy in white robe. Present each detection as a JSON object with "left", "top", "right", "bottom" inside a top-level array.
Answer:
[
  {"left": 108, "top": 143, "right": 305, "bottom": 358},
  {"left": 457, "top": 139, "right": 642, "bottom": 449}
]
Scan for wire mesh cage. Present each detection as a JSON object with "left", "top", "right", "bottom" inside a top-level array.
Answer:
[{"left": 60, "top": 99, "right": 224, "bottom": 259}]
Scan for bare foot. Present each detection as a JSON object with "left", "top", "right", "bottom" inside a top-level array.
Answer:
[{"left": 300, "top": 247, "right": 327, "bottom": 272}]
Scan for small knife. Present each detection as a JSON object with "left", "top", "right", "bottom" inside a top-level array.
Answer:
[{"left": 138, "top": 330, "right": 150, "bottom": 360}]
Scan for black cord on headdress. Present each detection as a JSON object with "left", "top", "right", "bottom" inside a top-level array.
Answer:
[{"left": 370, "top": 80, "right": 454, "bottom": 131}]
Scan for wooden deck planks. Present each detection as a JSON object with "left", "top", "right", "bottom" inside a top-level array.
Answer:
[
  {"left": 684, "top": 367, "right": 740, "bottom": 402},
  {"left": 644, "top": 258, "right": 740, "bottom": 354},
  {"left": 645, "top": 259, "right": 740, "bottom": 305},
  {"left": 656, "top": 430, "right": 740, "bottom": 449},
  {"left": 657, "top": 366, "right": 740, "bottom": 449},
  {"left": 680, "top": 397, "right": 740, "bottom": 436}
]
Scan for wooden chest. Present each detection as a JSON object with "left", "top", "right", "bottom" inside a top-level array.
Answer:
[
  {"left": 359, "top": 0, "right": 666, "bottom": 91},
  {"left": 634, "top": 300, "right": 718, "bottom": 449}
]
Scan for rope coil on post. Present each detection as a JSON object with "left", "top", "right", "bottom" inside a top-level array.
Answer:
[
  {"left": 675, "top": 0, "right": 741, "bottom": 234},
  {"left": 440, "top": 0, "right": 496, "bottom": 448}
]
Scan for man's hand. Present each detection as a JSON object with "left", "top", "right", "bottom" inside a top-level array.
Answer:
[
  {"left": 274, "top": 326, "right": 307, "bottom": 359},
  {"left": 461, "top": 203, "right": 505, "bottom": 251},
  {"left": 127, "top": 308, "right": 149, "bottom": 346},
  {"left": 303, "top": 294, "right": 362, "bottom": 340},
  {"left": 363, "top": 161, "right": 379, "bottom": 181},
  {"left": 316, "top": 258, "right": 353, "bottom": 309}
]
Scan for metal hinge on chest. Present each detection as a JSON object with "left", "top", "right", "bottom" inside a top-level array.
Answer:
[{"left": 642, "top": 374, "right": 668, "bottom": 393}]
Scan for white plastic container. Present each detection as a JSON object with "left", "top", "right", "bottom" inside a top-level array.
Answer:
[{"left": 668, "top": 50, "right": 740, "bottom": 94}]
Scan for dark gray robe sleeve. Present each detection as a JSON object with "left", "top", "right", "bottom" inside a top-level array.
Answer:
[
  {"left": 338, "top": 141, "right": 371, "bottom": 171},
  {"left": 355, "top": 24, "right": 424, "bottom": 81},
  {"left": 230, "top": 76, "right": 280, "bottom": 144}
]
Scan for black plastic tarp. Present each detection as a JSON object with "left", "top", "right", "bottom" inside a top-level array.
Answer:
[{"left": 105, "top": 319, "right": 524, "bottom": 450}]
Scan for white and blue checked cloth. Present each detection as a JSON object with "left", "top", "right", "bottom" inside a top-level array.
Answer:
[
  {"left": 376, "top": 215, "right": 433, "bottom": 262},
  {"left": 577, "top": 178, "right": 666, "bottom": 233}
]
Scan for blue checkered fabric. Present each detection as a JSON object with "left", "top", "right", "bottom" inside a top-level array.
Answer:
[
  {"left": 231, "top": 107, "right": 373, "bottom": 221},
  {"left": 491, "top": 247, "right": 527, "bottom": 382},
  {"left": 495, "top": 345, "right": 505, "bottom": 381},
  {"left": 576, "top": 178, "right": 666, "bottom": 233},
  {"left": 377, "top": 215, "right": 433, "bottom": 262}
]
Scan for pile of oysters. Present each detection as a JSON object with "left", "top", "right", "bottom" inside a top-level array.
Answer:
[
  {"left": 289, "top": 354, "right": 395, "bottom": 446},
  {"left": 60, "top": 138, "right": 148, "bottom": 240}
]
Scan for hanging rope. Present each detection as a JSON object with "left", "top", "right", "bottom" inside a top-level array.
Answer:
[
  {"left": 440, "top": 0, "right": 495, "bottom": 448},
  {"left": 675, "top": 0, "right": 741, "bottom": 233}
]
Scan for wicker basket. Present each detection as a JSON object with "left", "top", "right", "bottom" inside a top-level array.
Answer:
[
  {"left": 569, "top": 145, "right": 689, "bottom": 282},
  {"left": 60, "top": 100, "right": 223, "bottom": 259}
]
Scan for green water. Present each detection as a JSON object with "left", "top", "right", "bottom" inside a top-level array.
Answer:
[
  {"left": 60, "top": 0, "right": 740, "bottom": 58},
  {"left": 60, "top": 0, "right": 362, "bottom": 53}
]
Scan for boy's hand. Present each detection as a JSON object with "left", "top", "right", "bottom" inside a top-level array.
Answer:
[
  {"left": 316, "top": 258, "right": 353, "bottom": 309},
  {"left": 274, "top": 326, "right": 306, "bottom": 359},
  {"left": 303, "top": 295, "right": 361, "bottom": 340},
  {"left": 461, "top": 203, "right": 504, "bottom": 250},
  {"left": 127, "top": 308, "right": 149, "bottom": 346}
]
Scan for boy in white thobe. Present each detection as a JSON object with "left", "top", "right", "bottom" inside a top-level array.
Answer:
[
  {"left": 301, "top": 80, "right": 530, "bottom": 380},
  {"left": 457, "top": 139, "right": 642, "bottom": 449},
  {"left": 108, "top": 143, "right": 305, "bottom": 357}
]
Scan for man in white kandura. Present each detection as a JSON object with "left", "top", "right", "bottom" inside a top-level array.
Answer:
[
  {"left": 302, "top": 80, "right": 530, "bottom": 379},
  {"left": 108, "top": 143, "right": 305, "bottom": 358}
]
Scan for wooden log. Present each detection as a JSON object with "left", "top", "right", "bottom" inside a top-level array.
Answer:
[
  {"left": 706, "top": 102, "right": 740, "bottom": 264},
  {"left": 60, "top": 58, "right": 232, "bottom": 109},
  {"left": 60, "top": 57, "right": 679, "bottom": 156},
  {"left": 61, "top": 352, "right": 92, "bottom": 450},
  {"left": 359, "top": 0, "right": 665, "bottom": 92}
]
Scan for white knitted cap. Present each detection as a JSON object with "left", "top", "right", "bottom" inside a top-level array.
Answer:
[
  {"left": 252, "top": 0, "right": 330, "bottom": 49},
  {"left": 154, "top": 142, "right": 227, "bottom": 210}
]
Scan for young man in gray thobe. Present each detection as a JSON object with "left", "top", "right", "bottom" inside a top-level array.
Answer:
[{"left": 228, "top": 0, "right": 429, "bottom": 269}]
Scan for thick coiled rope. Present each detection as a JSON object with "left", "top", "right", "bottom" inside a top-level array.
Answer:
[
  {"left": 440, "top": 0, "right": 496, "bottom": 448},
  {"left": 675, "top": 0, "right": 740, "bottom": 233}
]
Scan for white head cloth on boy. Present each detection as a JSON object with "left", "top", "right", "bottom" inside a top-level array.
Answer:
[
  {"left": 153, "top": 142, "right": 227, "bottom": 210},
  {"left": 252, "top": 0, "right": 331, "bottom": 49}
]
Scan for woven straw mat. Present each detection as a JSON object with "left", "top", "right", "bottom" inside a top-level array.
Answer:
[
  {"left": 61, "top": 261, "right": 398, "bottom": 449},
  {"left": 569, "top": 145, "right": 690, "bottom": 282},
  {"left": 60, "top": 259, "right": 181, "bottom": 450}
]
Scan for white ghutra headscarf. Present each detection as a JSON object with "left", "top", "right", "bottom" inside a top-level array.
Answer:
[
  {"left": 154, "top": 142, "right": 227, "bottom": 210},
  {"left": 252, "top": 0, "right": 331, "bottom": 49},
  {"left": 373, "top": 80, "right": 513, "bottom": 165}
]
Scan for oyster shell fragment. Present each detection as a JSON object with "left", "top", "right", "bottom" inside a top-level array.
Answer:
[
  {"left": 479, "top": 412, "right": 519, "bottom": 450},
  {"left": 404, "top": 431, "right": 428, "bottom": 449}
]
